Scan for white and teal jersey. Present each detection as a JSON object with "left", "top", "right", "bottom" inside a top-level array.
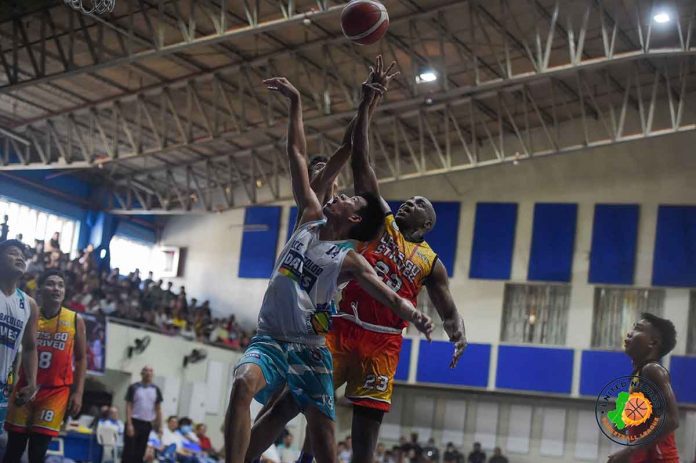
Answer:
[
  {"left": 256, "top": 219, "right": 352, "bottom": 346},
  {"left": 0, "top": 288, "right": 30, "bottom": 384}
]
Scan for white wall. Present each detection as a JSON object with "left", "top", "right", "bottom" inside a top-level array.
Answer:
[{"left": 104, "top": 322, "right": 241, "bottom": 449}]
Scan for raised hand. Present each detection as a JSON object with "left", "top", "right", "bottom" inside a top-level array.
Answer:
[
  {"left": 369, "top": 55, "right": 400, "bottom": 90},
  {"left": 263, "top": 77, "right": 301, "bottom": 101},
  {"left": 446, "top": 324, "right": 468, "bottom": 369},
  {"left": 412, "top": 310, "right": 435, "bottom": 342}
]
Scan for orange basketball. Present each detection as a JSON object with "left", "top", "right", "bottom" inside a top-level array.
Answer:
[
  {"left": 622, "top": 393, "right": 652, "bottom": 426},
  {"left": 341, "top": 0, "right": 389, "bottom": 45}
]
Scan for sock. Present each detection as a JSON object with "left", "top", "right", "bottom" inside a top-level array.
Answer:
[{"left": 296, "top": 451, "right": 314, "bottom": 463}]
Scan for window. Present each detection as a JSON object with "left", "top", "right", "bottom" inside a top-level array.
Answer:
[
  {"left": 591, "top": 287, "right": 665, "bottom": 350},
  {"left": 500, "top": 283, "right": 571, "bottom": 345},
  {"left": 688, "top": 291, "right": 696, "bottom": 355},
  {"left": 109, "top": 236, "right": 156, "bottom": 275},
  {"left": 0, "top": 198, "right": 80, "bottom": 255}
]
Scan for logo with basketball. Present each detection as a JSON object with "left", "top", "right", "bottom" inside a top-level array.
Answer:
[{"left": 595, "top": 376, "right": 666, "bottom": 446}]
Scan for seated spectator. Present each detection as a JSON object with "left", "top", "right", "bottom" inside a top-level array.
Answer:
[
  {"left": 161, "top": 416, "right": 196, "bottom": 462},
  {"left": 277, "top": 430, "right": 296, "bottom": 463},
  {"left": 444, "top": 443, "right": 462, "bottom": 463},
  {"left": 423, "top": 438, "right": 440, "bottom": 463},
  {"left": 171, "top": 307, "right": 188, "bottom": 331},
  {"left": 374, "top": 443, "right": 387, "bottom": 463},
  {"left": 195, "top": 423, "right": 220, "bottom": 459},
  {"left": 488, "top": 448, "right": 507, "bottom": 463},
  {"left": 337, "top": 441, "right": 351, "bottom": 463},
  {"left": 467, "top": 443, "right": 485, "bottom": 463}
]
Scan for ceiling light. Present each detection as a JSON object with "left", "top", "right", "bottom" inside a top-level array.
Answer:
[
  {"left": 653, "top": 12, "right": 670, "bottom": 23},
  {"left": 255, "top": 179, "right": 263, "bottom": 188},
  {"left": 417, "top": 71, "right": 437, "bottom": 83}
]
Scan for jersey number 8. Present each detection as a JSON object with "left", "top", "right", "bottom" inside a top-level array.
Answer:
[{"left": 39, "top": 351, "right": 53, "bottom": 369}]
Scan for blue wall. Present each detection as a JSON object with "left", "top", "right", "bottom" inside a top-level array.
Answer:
[
  {"left": 496, "top": 345, "right": 574, "bottom": 394},
  {"left": 238, "top": 206, "right": 282, "bottom": 279},
  {"left": 527, "top": 203, "right": 577, "bottom": 282},
  {"left": 469, "top": 203, "right": 518, "bottom": 280},
  {"left": 417, "top": 341, "right": 490, "bottom": 388},
  {"left": 589, "top": 205, "right": 640, "bottom": 285}
]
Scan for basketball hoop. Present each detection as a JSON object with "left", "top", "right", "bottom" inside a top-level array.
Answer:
[{"left": 64, "top": 0, "right": 115, "bottom": 15}]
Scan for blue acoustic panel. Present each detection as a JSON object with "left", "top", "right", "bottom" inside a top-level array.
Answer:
[
  {"left": 469, "top": 203, "right": 518, "bottom": 280},
  {"left": 670, "top": 355, "right": 696, "bottom": 404},
  {"left": 579, "top": 350, "right": 633, "bottom": 396},
  {"left": 387, "top": 200, "right": 401, "bottom": 214},
  {"left": 286, "top": 206, "right": 299, "bottom": 243},
  {"left": 653, "top": 206, "right": 696, "bottom": 286},
  {"left": 238, "top": 206, "right": 282, "bottom": 279},
  {"left": 428, "top": 202, "right": 461, "bottom": 277},
  {"left": 589, "top": 205, "right": 640, "bottom": 285},
  {"left": 496, "top": 345, "right": 574, "bottom": 394},
  {"left": 528, "top": 203, "right": 578, "bottom": 282},
  {"left": 417, "top": 341, "right": 490, "bottom": 388},
  {"left": 394, "top": 338, "right": 412, "bottom": 381}
]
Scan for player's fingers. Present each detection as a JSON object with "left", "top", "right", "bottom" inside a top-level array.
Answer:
[{"left": 385, "top": 61, "right": 396, "bottom": 76}]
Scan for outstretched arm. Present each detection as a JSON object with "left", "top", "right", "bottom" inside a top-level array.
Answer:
[
  {"left": 311, "top": 93, "right": 383, "bottom": 202},
  {"left": 264, "top": 77, "right": 322, "bottom": 224},
  {"left": 425, "top": 260, "right": 468, "bottom": 368},
  {"left": 352, "top": 56, "right": 398, "bottom": 206},
  {"left": 340, "top": 251, "right": 434, "bottom": 339}
]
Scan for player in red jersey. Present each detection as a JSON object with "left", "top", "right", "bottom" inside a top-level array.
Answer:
[
  {"left": 608, "top": 313, "right": 680, "bottom": 463},
  {"left": 4, "top": 270, "right": 87, "bottom": 463},
  {"left": 245, "top": 57, "right": 467, "bottom": 463}
]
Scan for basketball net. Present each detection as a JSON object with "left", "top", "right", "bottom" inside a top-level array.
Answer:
[{"left": 64, "top": 0, "right": 115, "bottom": 15}]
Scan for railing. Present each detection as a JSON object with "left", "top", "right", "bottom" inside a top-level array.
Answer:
[{"left": 105, "top": 316, "right": 245, "bottom": 353}]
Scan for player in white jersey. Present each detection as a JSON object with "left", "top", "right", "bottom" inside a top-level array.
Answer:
[
  {"left": 0, "top": 240, "right": 39, "bottom": 432},
  {"left": 224, "top": 78, "right": 433, "bottom": 463}
]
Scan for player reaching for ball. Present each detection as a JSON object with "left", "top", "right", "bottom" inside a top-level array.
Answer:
[
  {"left": 3, "top": 270, "right": 87, "bottom": 463},
  {"left": 246, "top": 56, "right": 468, "bottom": 463},
  {"left": 223, "top": 76, "right": 434, "bottom": 463},
  {"left": 607, "top": 313, "right": 680, "bottom": 463}
]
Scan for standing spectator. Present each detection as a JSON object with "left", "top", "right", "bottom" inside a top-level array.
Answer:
[
  {"left": 401, "top": 433, "right": 423, "bottom": 463},
  {"left": 467, "top": 443, "right": 486, "bottom": 463},
  {"left": 142, "top": 271, "right": 154, "bottom": 291},
  {"left": 423, "top": 438, "right": 440, "bottom": 463},
  {"left": 163, "top": 282, "right": 175, "bottom": 306},
  {"left": 123, "top": 365, "right": 163, "bottom": 463},
  {"left": 0, "top": 215, "right": 8, "bottom": 241},
  {"left": 487, "top": 447, "right": 507, "bottom": 463},
  {"left": 47, "top": 232, "right": 61, "bottom": 252}
]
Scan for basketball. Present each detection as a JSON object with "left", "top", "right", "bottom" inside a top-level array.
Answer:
[
  {"left": 622, "top": 392, "right": 652, "bottom": 426},
  {"left": 341, "top": 0, "right": 389, "bottom": 45}
]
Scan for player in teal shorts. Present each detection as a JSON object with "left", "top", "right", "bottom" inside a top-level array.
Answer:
[{"left": 223, "top": 77, "right": 433, "bottom": 463}]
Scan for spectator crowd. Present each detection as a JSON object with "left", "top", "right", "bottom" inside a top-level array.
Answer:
[
  {"left": 369, "top": 434, "right": 509, "bottom": 463},
  {"left": 9, "top": 231, "right": 253, "bottom": 351}
]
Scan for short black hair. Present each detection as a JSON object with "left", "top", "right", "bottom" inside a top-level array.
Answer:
[
  {"left": 641, "top": 312, "right": 677, "bottom": 357},
  {"left": 167, "top": 415, "right": 178, "bottom": 422},
  {"left": 38, "top": 269, "right": 65, "bottom": 287},
  {"left": 348, "top": 192, "right": 385, "bottom": 242},
  {"left": 309, "top": 155, "right": 328, "bottom": 169},
  {"left": 178, "top": 417, "right": 192, "bottom": 427},
  {"left": 0, "top": 239, "right": 29, "bottom": 258}
]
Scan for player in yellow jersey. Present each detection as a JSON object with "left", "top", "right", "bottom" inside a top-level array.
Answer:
[{"left": 4, "top": 270, "right": 87, "bottom": 463}]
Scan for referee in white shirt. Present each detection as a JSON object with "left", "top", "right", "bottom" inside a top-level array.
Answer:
[{"left": 123, "top": 365, "right": 163, "bottom": 462}]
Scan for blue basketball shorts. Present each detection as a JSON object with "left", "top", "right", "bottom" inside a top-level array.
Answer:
[{"left": 235, "top": 335, "right": 335, "bottom": 420}]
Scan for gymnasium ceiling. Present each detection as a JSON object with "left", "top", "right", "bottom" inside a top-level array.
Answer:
[{"left": 1, "top": 0, "right": 695, "bottom": 214}]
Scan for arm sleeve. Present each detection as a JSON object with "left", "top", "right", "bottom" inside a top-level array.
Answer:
[{"left": 125, "top": 384, "right": 135, "bottom": 402}]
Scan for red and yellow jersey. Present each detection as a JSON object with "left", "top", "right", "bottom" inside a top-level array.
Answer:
[
  {"left": 18, "top": 308, "right": 77, "bottom": 388},
  {"left": 338, "top": 213, "right": 438, "bottom": 331}
]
